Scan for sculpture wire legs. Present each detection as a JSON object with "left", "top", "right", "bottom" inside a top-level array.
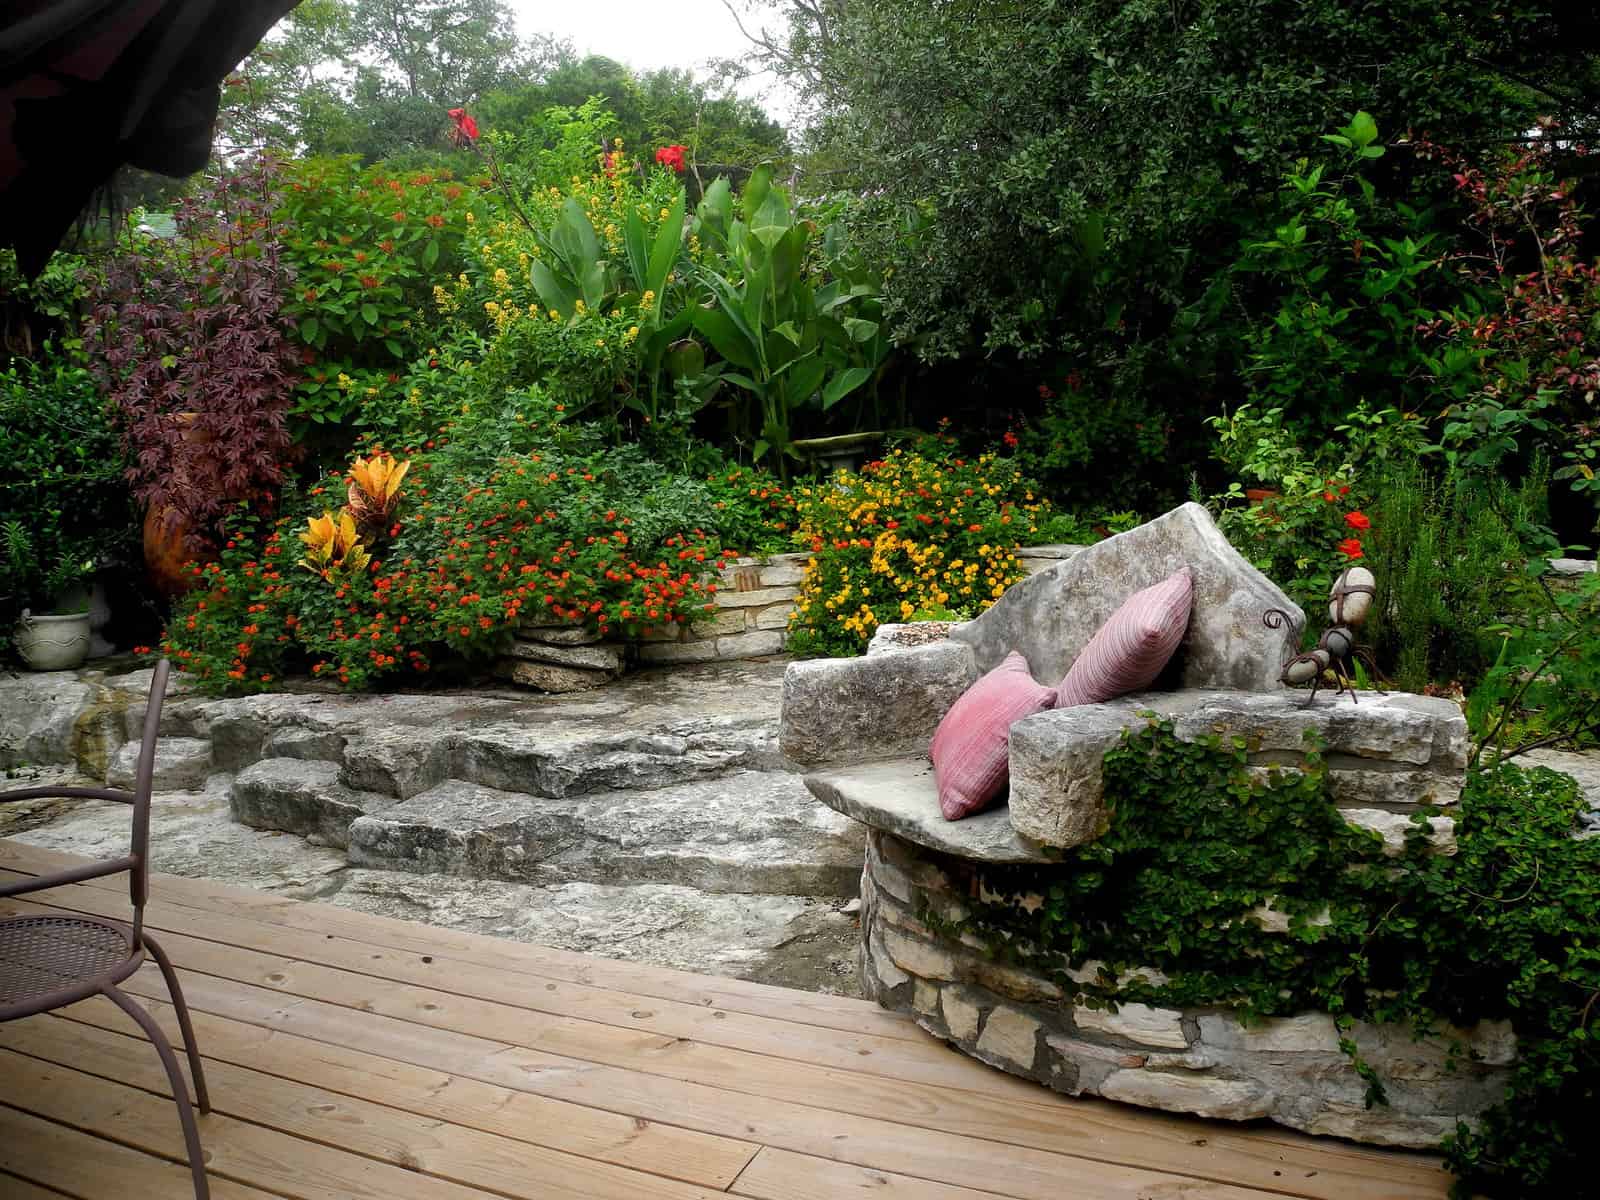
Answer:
[{"left": 104, "top": 978, "right": 210, "bottom": 1200}]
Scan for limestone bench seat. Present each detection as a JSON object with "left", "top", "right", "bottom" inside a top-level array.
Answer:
[{"left": 775, "top": 504, "right": 1487, "bottom": 1147}]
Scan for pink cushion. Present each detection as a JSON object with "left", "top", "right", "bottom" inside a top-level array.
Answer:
[
  {"left": 1056, "top": 568, "right": 1194, "bottom": 707},
  {"left": 930, "top": 651, "right": 1057, "bottom": 821}
]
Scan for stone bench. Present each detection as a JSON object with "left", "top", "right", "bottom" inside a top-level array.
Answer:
[{"left": 777, "top": 503, "right": 1492, "bottom": 1147}]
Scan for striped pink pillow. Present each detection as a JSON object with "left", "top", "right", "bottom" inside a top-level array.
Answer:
[
  {"left": 930, "top": 651, "right": 1057, "bottom": 821},
  {"left": 1056, "top": 568, "right": 1193, "bottom": 707}
]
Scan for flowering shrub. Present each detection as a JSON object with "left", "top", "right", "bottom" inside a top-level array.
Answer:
[
  {"left": 786, "top": 435, "right": 1048, "bottom": 656},
  {"left": 279, "top": 157, "right": 486, "bottom": 428},
  {"left": 159, "top": 390, "right": 741, "bottom": 692}
]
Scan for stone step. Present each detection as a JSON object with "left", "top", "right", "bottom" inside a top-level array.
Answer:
[
  {"left": 106, "top": 736, "right": 214, "bottom": 792},
  {"left": 346, "top": 770, "right": 865, "bottom": 896},
  {"left": 448, "top": 720, "right": 785, "bottom": 799},
  {"left": 230, "top": 758, "right": 401, "bottom": 849}
]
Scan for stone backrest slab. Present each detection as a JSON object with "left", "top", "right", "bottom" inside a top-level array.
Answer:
[{"left": 950, "top": 502, "right": 1302, "bottom": 691}]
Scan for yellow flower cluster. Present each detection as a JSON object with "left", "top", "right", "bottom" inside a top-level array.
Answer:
[{"left": 787, "top": 444, "right": 1048, "bottom": 655}]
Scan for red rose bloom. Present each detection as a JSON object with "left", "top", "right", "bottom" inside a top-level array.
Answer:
[
  {"left": 1337, "top": 537, "right": 1364, "bottom": 559},
  {"left": 1344, "top": 511, "right": 1371, "bottom": 531}
]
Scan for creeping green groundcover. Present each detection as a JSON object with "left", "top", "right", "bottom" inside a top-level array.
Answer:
[{"left": 928, "top": 722, "right": 1599, "bottom": 1198}]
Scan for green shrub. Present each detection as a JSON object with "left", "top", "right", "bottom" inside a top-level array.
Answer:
[
  {"left": 0, "top": 348, "right": 136, "bottom": 645},
  {"left": 1365, "top": 458, "right": 1547, "bottom": 693}
]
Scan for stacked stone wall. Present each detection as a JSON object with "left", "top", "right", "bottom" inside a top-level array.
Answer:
[{"left": 859, "top": 827, "right": 1516, "bottom": 1149}]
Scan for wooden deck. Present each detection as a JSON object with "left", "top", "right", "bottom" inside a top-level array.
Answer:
[{"left": 0, "top": 839, "right": 1451, "bottom": 1200}]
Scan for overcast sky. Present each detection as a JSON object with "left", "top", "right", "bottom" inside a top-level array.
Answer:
[{"left": 506, "top": 0, "right": 797, "bottom": 125}]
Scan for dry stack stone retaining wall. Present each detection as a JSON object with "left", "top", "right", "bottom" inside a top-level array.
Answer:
[
  {"left": 495, "top": 545, "right": 1089, "bottom": 690},
  {"left": 858, "top": 827, "right": 1516, "bottom": 1149}
]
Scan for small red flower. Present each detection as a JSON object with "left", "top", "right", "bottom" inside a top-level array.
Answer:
[
  {"left": 655, "top": 144, "right": 687, "bottom": 173},
  {"left": 1337, "top": 537, "right": 1364, "bottom": 559},
  {"left": 1323, "top": 491, "right": 1337, "bottom": 503},
  {"left": 1344, "top": 511, "right": 1371, "bottom": 531}
]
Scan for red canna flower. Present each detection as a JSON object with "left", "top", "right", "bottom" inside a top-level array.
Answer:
[
  {"left": 1344, "top": 510, "right": 1371, "bottom": 531},
  {"left": 1337, "top": 537, "right": 1364, "bottom": 559},
  {"left": 655, "top": 144, "right": 687, "bottom": 173},
  {"left": 447, "top": 108, "right": 480, "bottom": 142}
]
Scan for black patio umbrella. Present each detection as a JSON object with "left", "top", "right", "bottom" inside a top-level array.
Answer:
[{"left": 1, "top": 0, "right": 298, "bottom": 278}]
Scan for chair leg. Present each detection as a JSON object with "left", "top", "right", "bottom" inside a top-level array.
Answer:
[
  {"left": 104, "top": 984, "right": 211, "bottom": 1200},
  {"left": 142, "top": 933, "right": 211, "bottom": 1113}
]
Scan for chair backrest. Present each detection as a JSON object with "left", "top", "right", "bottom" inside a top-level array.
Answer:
[
  {"left": 950, "top": 503, "right": 1302, "bottom": 692},
  {"left": 128, "top": 659, "right": 172, "bottom": 924}
]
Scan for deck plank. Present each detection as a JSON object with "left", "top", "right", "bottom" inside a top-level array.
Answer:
[
  {"left": 3, "top": 888, "right": 1448, "bottom": 1200},
  {"left": 0, "top": 838, "right": 919, "bottom": 1041},
  {"left": 0, "top": 1027, "right": 735, "bottom": 1200},
  {"left": 0, "top": 844, "right": 1452, "bottom": 1200},
  {"left": 0, "top": 1104, "right": 281, "bottom": 1200},
  {"left": 47, "top": 992, "right": 757, "bottom": 1189},
  {"left": 0, "top": 869, "right": 1016, "bottom": 1098}
]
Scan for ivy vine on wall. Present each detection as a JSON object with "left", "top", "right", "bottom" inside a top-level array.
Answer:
[{"left": 930, "top": 721, "right": 1599, "bottom": 1198}]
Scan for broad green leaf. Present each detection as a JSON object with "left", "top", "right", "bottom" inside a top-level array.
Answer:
[
  {"left": 647, "top": 189, "right": 687, "bottom": 304},
  {"left": 693, "top": 306, "right": 759, "bottom": 371},
  {"left": 530, "top": 259, "right": 578, "bottom": 316},
  {"left": 741, "top": 165, "right": 772, "bottom": 223},
  {"left": 822, "top": 366, "right": 873, "bottom": 409},
  {"left": 665, "top": 338, "right": 706, "bottom": 379},
  {"left": 780, "top": 353, "right": 826, "bottom": 408},
  {"left": 623, "top": 208, "right": 650, "bottom": 291},
  {"left": 1345, "top": 111, "right": 1379, "bottom": 148},
  {"left": 384, "top": 337, "right": 405, "bottom": 357},
  {"left": 361, "top": 303, "right": 380, "bottom": 326},
  {"left": 843, "top": 318, "right": 879, "bottom": 344},
  {"left": 300, "top": 317, "right": 319, "bottom": 343},
  {"left": 423, "top": 239, "right": 440, "bottom": 268}
]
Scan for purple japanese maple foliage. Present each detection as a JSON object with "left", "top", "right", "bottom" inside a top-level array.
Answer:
[{"left": 85, "top": 154, "right": 298, "bottom": 545}]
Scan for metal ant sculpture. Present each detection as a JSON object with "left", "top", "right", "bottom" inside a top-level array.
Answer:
[{"left": 1266, "top": 566, "right": 1388, "bottom": 705}]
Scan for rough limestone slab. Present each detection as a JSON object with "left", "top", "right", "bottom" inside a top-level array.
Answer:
[
  {"left": 1008, "top": 704, "right": 1156, "bottom": 848},
  {"left": 753, "top": 606, "right": 793, "bottom": 631},
  {"left": 106, "top": 736, "right": 213, "bottom": 791},
  {"left": 975, "top": 1007, "right": 1042, "bottom": 1072},
  {"left": 0, "top": 673, "right": 99, "bottom": 770},
  {"left": 1198, "top": 1012, "right": 1339, "bottom": 1054},
  {"left": 805, "top": 758, "right": 1052, "bottom": 864},
  {"left": 347, "top": 770, "right": 865, "bottom": 896},
  {"left": 230, "top": 757, "right": 398, "bottom": 848},
  {"left": 515, "top": 623, "right": 603, "bottom": 646},
  {"left": 1167, "top": 690, "right": 1463, "bottom": 768},
  {"left": 1098, "top": 1069, "right": 1274, "bottom": 1121},
  {"left": 716, "top": 630, "right": 784, "bottom": 658},
  {"left": 715, "top": 586, "right": 798, "bottom": 609},
  {"left": 1007, "top": 688, "right": 1467, "bottom": 849},
  {"left": 340, "top": 727, "right": 450, "bottom": 799},
  {"left": 1342, "top": 808, "right": 1457, "bottom": 857},
  {"left": 639, "top": 640, "right": 720, "bottom": 665},
  {"left": 941, "top": 986, "right": 982, "bottom": 1040},
  {"left": 494, "top": 658, "right": 617, "bottom": 693},
  {"left": 507, "top": 639, "right": 624, "bottom": 673},
  {"left": 450, "top": 719, "right": 776, "bottom": 799},
  {"left": 950, "top": 502, "right": 1301, "bottom": 690},
  {"left": 1073, "top": 1003, "right": 1189, "bottom": 1049},
  {"left": 780, "top": 640, "right": 977, "bottom": 766},
  {"left": 867, "top": 622, "right": 959, "bottom": 655}
]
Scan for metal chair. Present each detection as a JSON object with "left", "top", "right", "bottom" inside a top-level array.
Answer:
[{"left": 0, "top": 659, "right": 211, "bottom": 1198}]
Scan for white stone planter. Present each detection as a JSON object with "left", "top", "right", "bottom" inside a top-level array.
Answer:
[{"left": 13, "top": 611, "right": 92, "bottom": 671}]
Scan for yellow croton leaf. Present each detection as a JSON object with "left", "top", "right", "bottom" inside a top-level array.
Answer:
[
  {"left": 350, "top": 453, "right": 411, "bottom": 505},
  {"left": 335, "top": 510, "right": 360, "bottom": 555},
  {"left": 300, "top": 512, "right": 336, "bottom": 552}
]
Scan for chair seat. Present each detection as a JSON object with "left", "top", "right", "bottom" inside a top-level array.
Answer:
[{"left": 0, "top": 913, "right": 140, "bottom": 1015}]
